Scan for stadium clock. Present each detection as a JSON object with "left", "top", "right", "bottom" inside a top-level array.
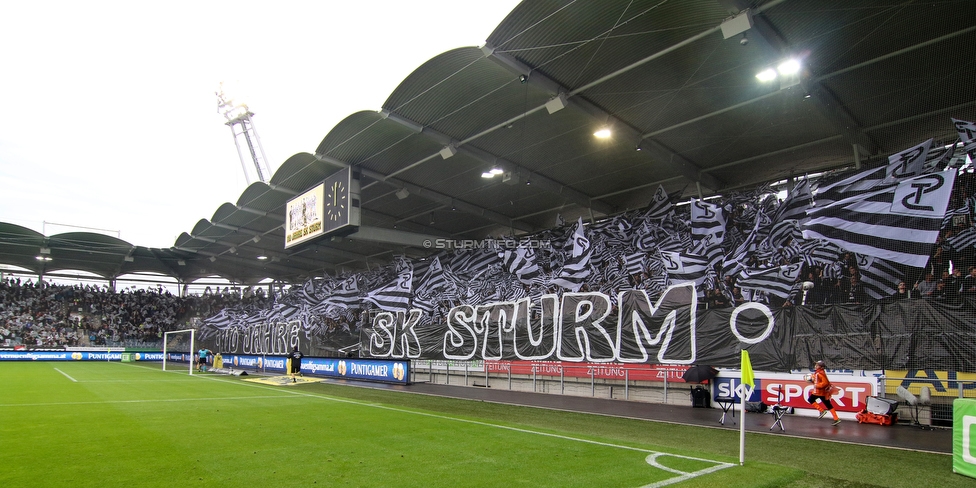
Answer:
[
  {"left": 325, "top": 179, "right": 347, "bottom": 223},
  {"left": 318, "top": 166, "right": 360, "bottom": 237}
]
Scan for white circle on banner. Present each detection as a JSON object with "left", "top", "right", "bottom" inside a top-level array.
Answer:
[{"left": 730, "top": 302, "right": 774, "bottom": 344}]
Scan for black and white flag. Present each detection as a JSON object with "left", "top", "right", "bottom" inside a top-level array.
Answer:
[
  {"left": 501, "top": 246, "right": 541, "bottom": 284},
  {"left": 814, "top": 139, "right": 934, "bottom": 208},
  {"left": 328, "top": 275, "right": 360, "bottom": 307},
  {"left": 803, "top": 169, "right": 956, "bottom": 268},
  {"left": 551, "top": 218, "right": 592, "bottom": 291},
  {"left": 773, "top": 177, "right": 813, "bottom": 223},
  {"left": 364, "top": 268, "right": 413, "bottom": 312},
  {"left": 856, "top": 254, "right": 902, "bottom": 300},
  {"left": 737, "top": 263, "right": 802, "bottom": 304},
  {"left": 946, "top": 226, "right": 976, "bottom": 252},
  {"left": 690, "top": 199, "right": 726, "bottom": 244},
  {"left": 640, "top": 185, "right": 675, "bottom": 221},
  {"left": 952, "top": 118, "right": 976, "bottom": 155},
  {"left": 661, "top": 250, "right": 712, "bottom": 288}
]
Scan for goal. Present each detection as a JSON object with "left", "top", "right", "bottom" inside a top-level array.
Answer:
[{"left": 163, "top": 329, "right": 195, "bottom": 374}]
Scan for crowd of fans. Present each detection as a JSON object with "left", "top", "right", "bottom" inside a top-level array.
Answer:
[{"left": 0, "top": 277, "right": 272, "bottom": 348}]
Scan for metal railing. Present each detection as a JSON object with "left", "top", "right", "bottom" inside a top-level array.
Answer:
[{"left": 409, "top": 360, "right": 695, "bottom": 406}]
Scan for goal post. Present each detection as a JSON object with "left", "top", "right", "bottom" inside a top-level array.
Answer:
[{"left": 163, "top": 329, "right": 195, "bottom": 374}]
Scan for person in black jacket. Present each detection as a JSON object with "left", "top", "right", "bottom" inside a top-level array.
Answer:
[{"left": 288, "top": 346, "right": 304, "bottom": 382}]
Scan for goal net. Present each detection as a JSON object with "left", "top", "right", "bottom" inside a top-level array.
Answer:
[{"left": 163, "top": 329, "right": 195, "bottom": 374}]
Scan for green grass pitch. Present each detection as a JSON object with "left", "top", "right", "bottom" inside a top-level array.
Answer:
[{"left": 0, "top": 362, "right": 965, "bottom": 487}]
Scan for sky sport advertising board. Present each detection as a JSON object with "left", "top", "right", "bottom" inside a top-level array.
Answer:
[{"left": 713, "top": 373, "right": 876, "bottom": 414}]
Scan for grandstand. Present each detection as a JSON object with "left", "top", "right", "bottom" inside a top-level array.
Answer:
[{"left": 2, "top": 0, "right": 975, "bottom": 429}]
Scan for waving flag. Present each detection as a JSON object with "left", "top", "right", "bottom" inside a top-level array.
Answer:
[
  {"left": 814, "top": 139, "right": 934, "bottom": 208},
  {"left": 661, "top": 250, "right": 713, "bottom": 290},
  {"left": 856, "top": 254, "right": 902, "bottom": 300},
  {"left": 328, "top": 275, "right": 360, "bottom": 307},
  {"left": 551, "top": 218, "right": 592, "bottom": 291},
  {"left": 640, "top": 185, "right": 675, "bottom": 221},
  {"left": 364, "top": 268, "right": 413, "bottom": 312},
  {"left": 737, "top": 263, "right": 802, "bottom": 304},
  {"left": 803, "top": 169, "right": 956, "bottom": 268},
  {"left": 501, "top": 246, "right": 541, "bottom": 284},
  {"left": 773, "top": 177, "right": 813, "bottom": 223},
  {"left": 690, "top": 199, "right": 726, "bottom": 244},
  {"left": 947, "top": 226, "right": 976, "bottom": 252},
  {"left": 415, "top": 256, "right": 450, "bottom": 297}
]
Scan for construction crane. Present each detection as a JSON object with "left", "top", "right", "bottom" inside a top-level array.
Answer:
[{"left": 216, "top": 82, "right": 272, "bottom": 184}]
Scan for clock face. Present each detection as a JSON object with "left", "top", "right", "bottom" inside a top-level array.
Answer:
[{"left": 326, "top": 180, "right": 347, "bottom": 222}]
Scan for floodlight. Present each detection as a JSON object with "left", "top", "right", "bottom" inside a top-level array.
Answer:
[
  {"left": 481, "top": 172, "right": 495, "bottom": 178},
  {"left": 756, "top": 68, "right": 777, "bottom": 82},
  {"left": 777, "top": 59, "right": 801, "bottom": 76},
  {"left": 490, "top": 167, "right": 504, "bottom": 175},
  {"left": 594, "top": 128, "right": 612, "bottom": 139}
]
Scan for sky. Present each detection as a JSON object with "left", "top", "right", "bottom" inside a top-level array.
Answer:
[{"left": 0, "top": 0, "right": 522, "bottom": 248}]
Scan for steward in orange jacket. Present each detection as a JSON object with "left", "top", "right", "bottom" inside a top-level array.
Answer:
[{"left": 807, "top": 360, "right": 840, "bottom": 425}]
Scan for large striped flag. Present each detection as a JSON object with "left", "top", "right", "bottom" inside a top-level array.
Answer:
[
  {"left": 953, "top": 118, "right": 976, "bottom": 156},
  {"left": 947, "top": 226, "right": 976, "bottom": 252},
  {"left": 737, "top": 263, "right": 803, "bottom": 304},
  {"left": 802, "top": 169, "right": 956, "bottom": 268},
  {"left": 364, "top": 268, "right": 413, "bottom": 312},
  {"left": 450, "top": 247, "right": 499, "bottom": 279},
  {"left": 551, "top": 218, "right": 592, "bottom": 291},
  {"left": 415, "top": 256, "right": 450, "bottom": 298},
  {"left": 814, "top": 139, "right": 934, "bottom": 207},
  {"left": 690, "top": 199, "right": 726, "bottom": 244},
  {"left": 772, "top": 177, "right": 813, "bottom": 223},
  {"left": 501, "top": 246, "right": 541, "bottom": 284},
  {"left": 640, "top": 185, "right": 675, "bottom": 221},
  {"left": 661, "top": 250, "right": 713, "bottom": 290},
  {"left": 328, "top": 275, "right": 360, "bottom": 307},
  {"left": 856, "top": 254, "right": 902, "bottom": 300}
]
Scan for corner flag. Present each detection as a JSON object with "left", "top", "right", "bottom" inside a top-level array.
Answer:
[
  {"left": 739, "top": 348, "right": 755, "bottom": 466},
  {"left": 741, "top": 349, "right": 755, "bottom": 388}
]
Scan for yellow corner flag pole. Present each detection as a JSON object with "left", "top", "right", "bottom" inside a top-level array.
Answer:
[{"left": 739, "top": 349, "right": 755, "bottom": 466}]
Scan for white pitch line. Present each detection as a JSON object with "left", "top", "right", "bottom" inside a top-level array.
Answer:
[
  {"left": 189, "top": 375, "right": 736, "bottom": 486},
  {"left": 84, "top": 365, "right": 735, "bottom": 487},
  {"left": 0, "top": 394, "right": 298, "bottom": 408},
  {"left": 53, "top": 368, "right": 77, "bottom": 382}
]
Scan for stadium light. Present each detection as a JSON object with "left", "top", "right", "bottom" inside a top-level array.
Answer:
[
  {"left": 755, "top": 68, "right": 777, "bottom": 82},
  {"left": 777, "top": 59, "right": 800, "bottom": 76},
  {"left": 756, "top": 58, "right": 801, "bottom": 83}
]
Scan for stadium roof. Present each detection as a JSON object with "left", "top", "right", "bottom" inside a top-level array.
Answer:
[{"left": 2, "top": 0, "right": 973, "bottom": 285}]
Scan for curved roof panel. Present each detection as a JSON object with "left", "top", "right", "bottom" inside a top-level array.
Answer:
[{"left": 2, "top": 0, "right": 973, "bottom": 285}]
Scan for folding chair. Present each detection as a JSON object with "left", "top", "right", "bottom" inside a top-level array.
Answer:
[
  {"left": 715, "top": 396, "right": 736, "bottom": 425},
  {"left": 769, "top": 386, "right": 789, "bottom": 431}
]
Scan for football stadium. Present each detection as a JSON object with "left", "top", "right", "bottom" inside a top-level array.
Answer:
[{"left": 3, "top": 2, "right": 976, "bottom": 487}]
